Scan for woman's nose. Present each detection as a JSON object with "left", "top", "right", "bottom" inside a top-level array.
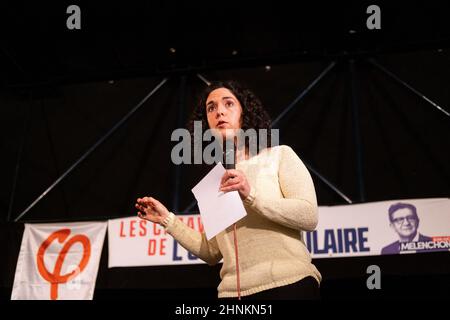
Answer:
[{"left": 216, "top": 104, "right": 226, "bottom": 116}]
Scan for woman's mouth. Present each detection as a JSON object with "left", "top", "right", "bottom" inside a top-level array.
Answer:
[{"left": 217, "top": 121, "right": 228, "bottom": 128}]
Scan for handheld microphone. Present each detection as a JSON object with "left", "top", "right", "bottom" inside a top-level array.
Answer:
[
  {"left": 223, "top": 137, "right": 241, "bottom": 300},
  {"left": 222, "top": 137, "right": 241, "bottom": 299},
  {"left": 223, "top": 138, "right": 236, "bottom": 169}
]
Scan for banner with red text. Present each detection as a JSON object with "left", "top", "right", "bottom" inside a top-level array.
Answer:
[
  {"left": 108, "top": 198, "right": 450, "bottom": 267},
  {"left": 11, "top": 221, "right": 107, "bottom": 300},
  {"left": 108, "top": 215, "right": 206, "bottom": 267}
]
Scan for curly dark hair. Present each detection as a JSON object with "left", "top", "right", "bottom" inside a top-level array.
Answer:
[{"left": 188, "top": 80, "right": 273, "bottom": 150}]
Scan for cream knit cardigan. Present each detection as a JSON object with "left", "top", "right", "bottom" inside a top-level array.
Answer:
[{"left": 164, "top": 145, "right": 322, "bottom": 298}]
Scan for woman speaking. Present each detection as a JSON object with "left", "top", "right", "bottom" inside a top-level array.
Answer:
[{"left": 136, "top": 81, "right": 321, "bottom": 300}]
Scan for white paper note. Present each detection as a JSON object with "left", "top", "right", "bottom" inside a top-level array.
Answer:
[{"left": 191, "top": 162, "right": 247, "bottom": 240}]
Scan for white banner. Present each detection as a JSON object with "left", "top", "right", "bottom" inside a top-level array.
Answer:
[
  {"left": 108, "top": 215, "right": 205, "bottom": 267},
  {"left": 108, "top": 198, "right": 450, "bottom": 267},
  {"left": 11, "top": 221, "right": 107, "bottom": 300},
  {"left": 306, "top": 197, "right": 450, "bottom": 258}
]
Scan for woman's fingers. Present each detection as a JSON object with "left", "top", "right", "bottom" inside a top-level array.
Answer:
[
  {"left": 136, "top": 198, "right": 147, "bottom": 207},
  {"left": 137, "top": 211, "right": 148, "bottom": 220},
  {"left": 220, "top": 171, "right": 244, "bottom": 189},
  {"left": 135, "top": 203, "right": 148, "bottom": 213},
  {"left": 136, "top": 196, "right": 164, "bottom": 215},
  {"left": 135, "top": 202, "right": 146, "bottom": 210},
  {"left": 136, "top": 198, "right": 170, "bottom": 225},
  {"left": 137, "top": 211, "right": 158, "bottom": 223},
  {"left": 136, "top": 196, "right": 169, "bottom": 217},
  {"left": 220, "top": 171, "right": 232, "bottom": 185},
  {"left": 137, "top": 197, "right": 156, "bottom": 209},
  {"left": 218, "top": 169, "right": 250, "bottom": 200},
  {"left": 220, "top": 180, "right": 240, "bottom": 190},
  {"left": 221, "top": 175, "right": 242, "bottom": 188},
  {"left": 138, "top": 197, "right": 150, "bottom": 205},
  {"left": 137, "top": 212, "right": 146, "bottom": 219},
  {"left": 220, "top": 169, "right": 241, "bottom": 184},
  {"left": 220, "top": 182, "right": 241, "bottom": 192},
  {"left": 220, "top": 170, "right": 239, "bottom": 186},
  {"left": 144, "top": 197, "right": 160, "bottom": 208}
]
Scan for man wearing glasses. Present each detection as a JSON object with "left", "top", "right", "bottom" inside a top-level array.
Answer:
[{"left": 381, "top": 202, "right": 433, "bottom": 255}]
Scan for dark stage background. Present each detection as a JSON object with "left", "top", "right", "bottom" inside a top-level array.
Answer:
[{"left": 1, "top": 1, "right": 449, "bottom": 300}]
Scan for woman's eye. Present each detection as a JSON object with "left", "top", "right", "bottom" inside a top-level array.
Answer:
[{"left": 225, "top": 101, "right": 234, "bottom": 107}]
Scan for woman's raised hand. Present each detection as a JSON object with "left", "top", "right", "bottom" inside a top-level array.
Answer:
[
  {"left": 220, "top": 169, "right": 251, "bottom": 201},
  {"left": 135, "top": 196, "right": 169, "bottom": 225}
]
